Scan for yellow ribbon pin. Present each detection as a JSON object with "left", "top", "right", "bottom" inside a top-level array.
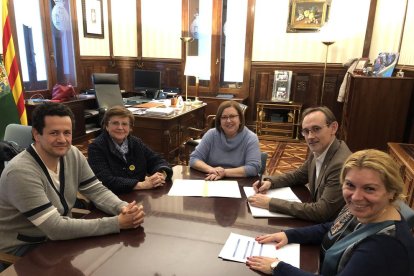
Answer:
[{"left": 129, "top": 165, "right": 135, "bottom": 171}]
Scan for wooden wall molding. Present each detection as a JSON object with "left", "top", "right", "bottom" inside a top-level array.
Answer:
[{"left": 78, "top": 56, "right": 182, "bottom": 92}]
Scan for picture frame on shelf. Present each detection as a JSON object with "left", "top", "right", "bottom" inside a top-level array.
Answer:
[
  {"left": 372, "top": 52, "right": 399, "bottom": 77},
  {"left": 272, "top": 71, "right": 292, "bottom": 102},
  {"left": 82, "top": 0, "right": 104, "bottom": 38},
  {"left": 287, "top": 0, "right": 330, "bottom": 33},
  {"left": 353, "top": 58, "right": 369, "bottom": 75}
]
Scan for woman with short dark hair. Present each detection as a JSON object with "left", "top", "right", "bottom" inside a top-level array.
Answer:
[
  {"left": 189, "top": 100, "right": 261, "bottom": 180},
  {"left": 88, "top": 106, "right": 172, "bottom": 194}
]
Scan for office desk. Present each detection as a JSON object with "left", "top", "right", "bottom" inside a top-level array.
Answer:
[
  {"left": 2, "top": 166, "right": 318, "bottom": 276},
  {"left": 132, "top": 104, "right": 206, "bottom": 163}
]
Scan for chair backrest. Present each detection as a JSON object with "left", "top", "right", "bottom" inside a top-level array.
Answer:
[
  {"left": 92, "top": 73, "right": 124, "bottom": 111},
  {"left": 260, "top": 152, "right": 268, "bottom": 175},
  {"left": 4, "top": 124, "right": 33, "bottom": 148},
  {"left": 238, "top": 103, "right": 248, "bottom": 116},
  {"left": 397, "top": 200, "right": 414, "bottom": 229}
]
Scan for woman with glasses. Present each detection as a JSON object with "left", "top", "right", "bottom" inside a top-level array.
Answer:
[
  {"left": 247, "top": 149, "right": 414, "bottom": 276},
  {"left": 88, "top": 106, "right": 172, "bottom": 194},
  {"left": 189, "top": 100, "right": 261, "bottom": 180}
]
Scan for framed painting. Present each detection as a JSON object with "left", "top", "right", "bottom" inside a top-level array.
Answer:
[
  {"left": 287, "top": 0, "right": 329, "bottom": 32},
  {"left": 82, "top": 0, "right": 104, "bottom": 38}
]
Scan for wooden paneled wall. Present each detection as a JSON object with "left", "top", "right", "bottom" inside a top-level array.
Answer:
[
  {"left": 247, "top": 62, "right": 347, "bottom": 126},
  {"left": 77, "top": 56, "right": 414, "bottom": 144},
  {"left": 78, "top": 56, "right": 182, "bottom": 92}
]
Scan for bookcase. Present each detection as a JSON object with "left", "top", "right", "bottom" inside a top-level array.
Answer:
[
  {"left": 256, "top": 102, "right": 302, "bottom": 141},
  {"left": 340, "top": 74, "right": 414, "bottom": 151}
]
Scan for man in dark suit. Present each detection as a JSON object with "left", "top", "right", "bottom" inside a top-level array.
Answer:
[{"left": 248, "top": 106, "right": 352, "bottom": 222}]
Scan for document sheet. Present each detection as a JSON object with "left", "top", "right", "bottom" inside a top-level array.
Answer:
[
  {"left": 168, "top": 179, "right": 241, "bottom": 198},
  {"left": 218, "top": 232, "right": 300, "bottom": 268},
  {"left": 244, "top": 187, "right": 302, "bottom": 217}
]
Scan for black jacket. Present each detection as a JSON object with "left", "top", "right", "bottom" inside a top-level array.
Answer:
[{"left": 88, "top": 130, "right": 172, "bottom": 194}]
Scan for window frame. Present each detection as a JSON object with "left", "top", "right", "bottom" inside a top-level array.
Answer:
[
  {"left": 182, "top": 0, "right": 255, "bottom": 99},
  {"left": 9, "top": 0, "right": 81, "bottom": 97}
]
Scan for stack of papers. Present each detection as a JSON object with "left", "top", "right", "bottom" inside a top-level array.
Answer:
[
  {"left": 244, "top": 187, "right": 302, "bottom": 217},
  {"left": 146, "top": 107, "right": 175, "bottom": 116},
  {"left": 218, "top": 232, "right": 300, "bottom": 267},
  {"left": 168, "top": 179, "right": 241, "bottom": 198}
]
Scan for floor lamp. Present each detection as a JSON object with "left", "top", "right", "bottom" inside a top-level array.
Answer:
[
  {"left": 320, "top": 40, "right": 335, "bottom": 105},
  {"left": 180, "top": 36, "right": 194, "bottom": 104}
]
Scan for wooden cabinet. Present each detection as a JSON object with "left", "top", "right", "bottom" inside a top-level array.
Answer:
[
  {"left": 388, "top": 143, "right": 414, "bottom": 209},
  {"left": 25, "top": 98, "right": 98, "bottom": 142},
  {"left": 340, "top": 74, "right": 414, "bottom": 151},
  {"left": 256, "top": 102, "right": 302, "bottom": 141},
  {"left": 131, "top": 104, "right": 206, "bottom": 163}
]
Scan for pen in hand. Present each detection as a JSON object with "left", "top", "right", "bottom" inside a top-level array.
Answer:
[{"left": 255, "top": 173, "right": 263, "bottom": 193}]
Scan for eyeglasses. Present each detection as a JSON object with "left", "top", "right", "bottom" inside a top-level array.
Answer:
[
  {"left": 220, "top": 115, "right": 239, "bottom": 121},
  {"left": 301, "top": 124, "right": 329, "bottom": 136},
  {"left": 109, "top": 121, "right": 130, "bottom": 127}
]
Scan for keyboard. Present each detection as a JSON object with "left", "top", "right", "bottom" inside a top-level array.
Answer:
[{"left": 124, "top": 96, "right": 151, "bottom": 104}]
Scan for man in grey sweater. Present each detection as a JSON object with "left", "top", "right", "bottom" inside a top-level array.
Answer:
[{"left": 0, "top": 103, "right": 145, "bottom": 259}]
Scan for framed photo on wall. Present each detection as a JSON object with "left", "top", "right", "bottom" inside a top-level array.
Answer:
[
  {"left": 287, "top": 0, "right": 330, "bottom": 33},
  {"left": 82, "top": 0, "right": 104, "bottom": 38}
]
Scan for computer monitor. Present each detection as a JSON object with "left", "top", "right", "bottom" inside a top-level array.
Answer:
[{"left": 133, "top": 69, "right": 161, "bottom": 92}]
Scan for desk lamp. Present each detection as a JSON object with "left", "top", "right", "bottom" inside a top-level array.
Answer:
[
  {"left": 181, "top": 37, "right": 194, "bottom": 105},
  {"left": 184, "top": 55, "right": 201, "bottom": 104},
  {"left": 184, "top": 56, "right": 210, "bottom": 105}
]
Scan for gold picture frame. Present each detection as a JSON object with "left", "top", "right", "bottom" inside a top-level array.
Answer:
[
  {"left": 82, "top": 0, "right": 104, "bottom": 38},
  {"left": 287, "top": 0, "right": 329, "bottom": 32}
]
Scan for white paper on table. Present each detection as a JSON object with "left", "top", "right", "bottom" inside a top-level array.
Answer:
[
  {"left": 244, "top": 187, "right": 302, "bottom": 217},
  {"left": 218, "top": 232, "right": 300, "bottom": 268},
  {"left": 168, "top": 179, "right": 241, "bottom": 198}
]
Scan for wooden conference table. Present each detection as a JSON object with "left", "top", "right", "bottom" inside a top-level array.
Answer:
[{"left": 2, "top": 166, "right": 319, "bottom": 276}]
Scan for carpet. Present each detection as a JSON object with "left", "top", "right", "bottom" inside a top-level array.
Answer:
[
  {"left": 74, "top": 139, "right": 309, "bottom": 176},
  {"left": 260, "top": 140, "right": 309, "bottom": 175}
]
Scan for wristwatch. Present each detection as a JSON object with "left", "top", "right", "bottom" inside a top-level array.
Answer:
[{"left": 270, "top": 260, "right": 280, "bottom": 272}]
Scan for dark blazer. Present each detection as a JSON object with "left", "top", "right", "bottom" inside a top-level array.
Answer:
[
  {"left": 88, "top": 130, "right": 172, "bottom": 194},
  {"left": 266, "top": 138, "right": 351, "bottom": 222}
]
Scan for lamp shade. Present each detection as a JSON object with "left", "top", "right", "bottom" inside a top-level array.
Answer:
[{"left": 184, "top": 56, "right": 210, "bottom": 79}]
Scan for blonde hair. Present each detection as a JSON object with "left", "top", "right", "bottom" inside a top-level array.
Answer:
[{"left": 340, "top": 149, "right": 405, "bottom": 202}]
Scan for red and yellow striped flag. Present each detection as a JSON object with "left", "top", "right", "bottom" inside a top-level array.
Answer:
[{"left": 2, "top": 0, "right": 27, "bottom": 125}]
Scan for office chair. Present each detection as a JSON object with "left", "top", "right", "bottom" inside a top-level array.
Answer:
[
  {"left": 92, "top": 73, "right": 124, "bottom": 112},
  {"left": 4, "top": 124, "right": 33, "bottom": 148},
  {"left": 184, "top": 103, "right": 248, "bottom": 164}
]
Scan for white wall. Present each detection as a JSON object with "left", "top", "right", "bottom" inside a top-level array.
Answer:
[
  {"left": 252, "top": 0, "right": 370, "bottom": 63},
  {"left": 2, "top": 0, "right": 412, "bottom": 66},
  {"left": 141, "top": 0, "right": 182, "bottom": 58},
  {"left": 398, "top": 0, "right": 414, "bottom": 65},
  {"left": 111, "top": 0, "right": 137, "bottom": 57},
  {"left": 369, "top": 0, "right": 406, "bottom": 61},
  {"left": 76, "top": 0, "right": 110, "bottom": 56}
]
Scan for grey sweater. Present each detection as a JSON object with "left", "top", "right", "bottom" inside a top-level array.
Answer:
[
  {"left": 0, "top": 145, "right": 128, "bottom": 254},
  {"left": 189, "top": 126, "right": 261, "bottom": 176}
]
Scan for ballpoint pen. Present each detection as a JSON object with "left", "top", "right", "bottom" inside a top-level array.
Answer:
[{"left": 256, "top": 173, "right": 263, "bottom": 192}]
